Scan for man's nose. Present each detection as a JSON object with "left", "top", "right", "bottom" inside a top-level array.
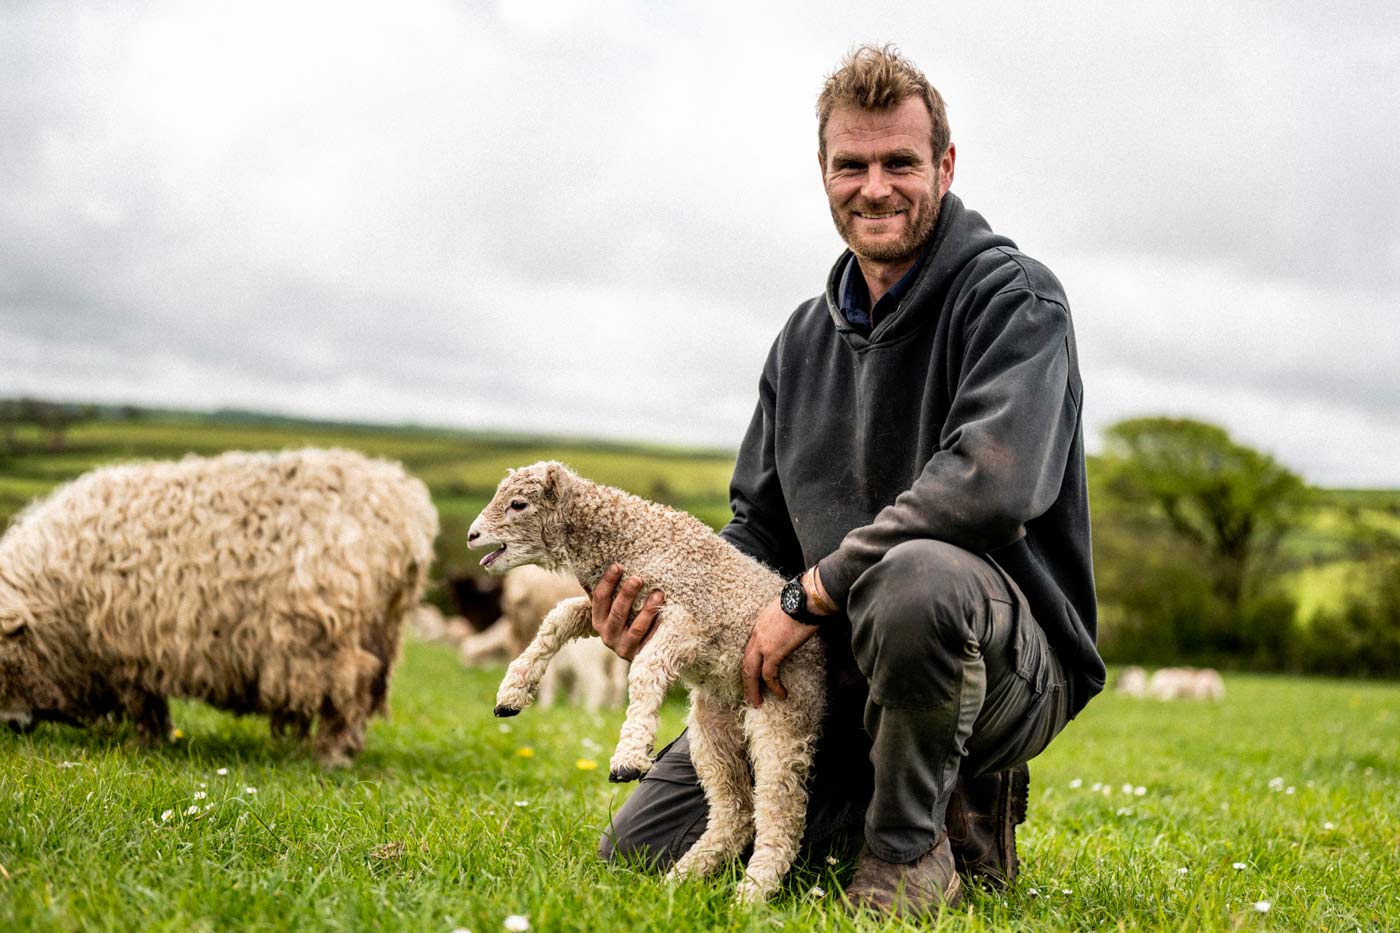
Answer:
[{"left": 861, "top": 166, "right": 892, "bottom": 200}]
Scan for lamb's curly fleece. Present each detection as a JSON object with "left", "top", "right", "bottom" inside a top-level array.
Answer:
[
  {"left": 469, "top": 461, "right": 825, "bottom": 902},
  {"left": 0, "top": 448, "right": 437, "bottom": 766}
]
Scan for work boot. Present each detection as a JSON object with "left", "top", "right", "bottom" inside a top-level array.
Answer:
[
  {"left": 843, "top": 834, "right": 963, "bottom": 917},
  {"left": 945, "top": 762, "right": 1030, "bottom": 889}
]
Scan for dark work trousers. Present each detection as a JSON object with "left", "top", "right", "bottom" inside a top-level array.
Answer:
[{"left": 598, "top": 539, "right": 1072, "bottom": 867}]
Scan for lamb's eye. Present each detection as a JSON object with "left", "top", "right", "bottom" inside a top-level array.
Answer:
[{"left": 508, "top": 499, "right": 528, "bottom": 512}]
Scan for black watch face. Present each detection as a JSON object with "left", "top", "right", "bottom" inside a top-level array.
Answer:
[{"left": 781, "top": 581, "right": 803, "bottom": 615}]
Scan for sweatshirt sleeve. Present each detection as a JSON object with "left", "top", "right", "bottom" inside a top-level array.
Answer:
[
  {"left": 720, "top": 340, "right": 805, "bottom": 577},
  {"left": 817, "top": 282, "right": 1082, "bottom": 608}
]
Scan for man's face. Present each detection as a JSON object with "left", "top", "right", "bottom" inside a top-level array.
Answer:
[{"left": 820, "top": 96, "right": 955, "bottom": 265}]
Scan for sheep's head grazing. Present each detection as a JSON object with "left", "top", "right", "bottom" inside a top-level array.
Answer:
[
  {"left": 467, "top": 461, "right": 576, "bottom": 574},
  {"left": 0, "top": 613, "right": 71, "bottom": 733}
]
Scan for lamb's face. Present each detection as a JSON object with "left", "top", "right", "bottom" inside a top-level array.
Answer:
[{"left": 467, "top": 462, "right": 571, "bottom": 574}]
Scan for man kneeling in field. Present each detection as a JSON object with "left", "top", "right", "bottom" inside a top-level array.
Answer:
[{"left": 592, "top": 44, "right": 1104, "bottom": 917}]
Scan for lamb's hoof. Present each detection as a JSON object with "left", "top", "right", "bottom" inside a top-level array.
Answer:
[
  {"left": 735, "top": 878, "right": 773, "bottom": 904},
  {"left": 608, "top": 766, "right": 644, "bottom": 783},
  {"left": 493, "top": 705, "right": 521, "bottom": 718}
]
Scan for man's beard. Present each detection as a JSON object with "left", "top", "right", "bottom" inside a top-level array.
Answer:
[{"left": 831, "top": 174, "right": 941, "bottom": 264}]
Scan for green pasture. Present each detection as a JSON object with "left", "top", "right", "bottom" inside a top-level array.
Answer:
[{"left": 2, "top": 644, "right": 1397, "bottom": 931}]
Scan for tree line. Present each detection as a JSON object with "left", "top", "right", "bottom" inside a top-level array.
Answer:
[
  {"left": 0, "top": 398, "right": 107, "bottom": 453},
  {"left": 1092, "top": 417, "right": 1400, "bottom": 677}
]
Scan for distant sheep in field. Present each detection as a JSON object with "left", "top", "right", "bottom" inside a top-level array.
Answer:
[
  {"left": 406, "top": 603, "right": 473, "bottom": 645},
  {"left": 459, "top": 566, "right": 626, "bottom": 710},
  {"left": 1115, "top": 665, "right": 1149, "bottom": 698},
  {"left": 538, "top": 633, "right": 629, "bottom": 712},
  {"left": 447, "top": 573, "right": 504, "bottom": 632},
  {"left": 459, "top": 566, "right": 584, "bottom": 665},
  {"left": 1149, "top": 666, "right": 1225, "bottom": 701},
  {"left": 1115, "top": 666, "right": 1224, "bottom": 701},
  {"left": 0, "top": 449, "right": 438, "bottom": 767},
  {"left": 468, "top": 461, "right": 824, "bottom": 903}
]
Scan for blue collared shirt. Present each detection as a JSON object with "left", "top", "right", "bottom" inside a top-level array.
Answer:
[{"left": 837, "top": 245, "right": 931, "bottom": 334}]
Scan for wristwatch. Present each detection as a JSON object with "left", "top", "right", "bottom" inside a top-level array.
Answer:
[{"left": 780, "top": 574, "right": 826, "bottom": 626}]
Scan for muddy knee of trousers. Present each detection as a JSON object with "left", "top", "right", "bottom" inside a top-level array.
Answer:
[{"left": 849, "top": 540, "right": 991, "bottom": 709}]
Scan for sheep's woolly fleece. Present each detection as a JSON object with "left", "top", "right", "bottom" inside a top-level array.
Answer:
[
  {"left": 470, "top": 461, "right": 825, "bottom": 902},
  {"left": 0, "top": 448, "right": 438, "bottom": 766}
]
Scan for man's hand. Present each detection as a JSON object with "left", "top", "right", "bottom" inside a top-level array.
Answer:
[
  {"left": 741, "top": 599, "right": 819, "bottom": 708},
  {"left": 592, "top": 563, "right": 664, "bottom": 661}
]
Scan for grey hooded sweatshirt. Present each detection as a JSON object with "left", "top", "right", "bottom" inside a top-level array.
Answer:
[{"left": 720, "top": 192, "right": 1105, "bottom": 717}]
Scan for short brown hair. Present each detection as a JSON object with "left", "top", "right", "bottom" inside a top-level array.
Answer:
[{"left": 816, "top": 44, "right": 949, "bottom": 162}]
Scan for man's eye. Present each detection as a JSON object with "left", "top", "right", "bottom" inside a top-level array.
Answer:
[{"left": 509, "top": 500, "right": 528, "bottom": 511}]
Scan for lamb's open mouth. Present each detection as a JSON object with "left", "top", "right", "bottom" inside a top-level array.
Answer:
[{"left": 480, "top": 545, "right": 507, "bottom": 568}]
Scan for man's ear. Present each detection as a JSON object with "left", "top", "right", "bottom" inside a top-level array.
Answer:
[{"left": 939, "top": 142, "right": 956, "bottom": 197}]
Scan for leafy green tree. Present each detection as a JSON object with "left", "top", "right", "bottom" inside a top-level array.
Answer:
[{"left": 1100, "top": 417, "right": 1309, "bottom": 623}]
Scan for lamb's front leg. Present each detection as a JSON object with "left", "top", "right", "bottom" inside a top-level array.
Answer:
[
  {"left": 494, "top": 596, "right": 593, "bottom": 716},
  {"left": 667, "top": 691, "right": 754, "bottom": 883},
  {"left": 608, "top": 608, "right": 695, "bottom": 782}
]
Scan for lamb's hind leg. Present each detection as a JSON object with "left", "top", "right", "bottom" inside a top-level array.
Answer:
[
  {"left": 735, "top": 686, "right": 823, "bottom": 903},
  {"left": 667, "top": 692, "right": 754, "bottom": 883},
  {"left": 608, "top": 608, "right": 695, "bottom": 781},
  {"left": 494, "top": 597, "right": 593, "bottom": 716}
]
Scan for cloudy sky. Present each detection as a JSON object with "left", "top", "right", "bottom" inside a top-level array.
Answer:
[{"left": 2, "top": 0, "right": 1397, "bottom": 486}]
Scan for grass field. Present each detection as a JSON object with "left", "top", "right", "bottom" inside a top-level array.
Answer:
[
  {"left": 2, "top": 410, "right": 1398, "bottom": 929},
  {"left": 2, "top": 644, "right": 1397, "bottom": 931}
]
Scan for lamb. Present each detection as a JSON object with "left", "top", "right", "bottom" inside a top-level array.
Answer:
[
  {"left": 467, "top": 461, "right": 825, "bottom": 902},
  {"left": 0, "top": 448, "right": 438, "bottom": 767}
]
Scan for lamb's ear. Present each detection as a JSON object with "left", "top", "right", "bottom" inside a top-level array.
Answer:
[
  {"left": 541, "top": 461, "right": 571, "bottom": 501},
  {"left": 1, "top": 613, "right": 26, "bottom": 636}
]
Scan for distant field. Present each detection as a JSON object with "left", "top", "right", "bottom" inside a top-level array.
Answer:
[{"left": 1, "top": 645, "right": 1395, "bottom": 931}]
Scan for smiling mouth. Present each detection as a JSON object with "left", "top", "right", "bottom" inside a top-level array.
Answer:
[
  {"left": 855, "top": 209, "right": 904, "bottom": 220},
  {"left": 480, "top": 545, "right": 507, "bottom": 568}
]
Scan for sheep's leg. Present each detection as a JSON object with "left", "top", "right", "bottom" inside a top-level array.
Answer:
[
  {"left": 734, "top": 683, "right": 824, "bottom": 903},
  {"left": 608, "top": 609, "right": 696, "bottom": 782},
  {"left": 667, "top": 692, "right": 754, "bottom": 882},
  {"left": 123, "top": 689, "right": 171, "bottom": 748},
  {"left": 269, "top": 711, "right": 312, "bottom": 742},
  {"left": 494, "top": 597, "right": 593, "bottom": 716},
  {"left": 313, "top": 646, "right": 380, "bottom": 768}
]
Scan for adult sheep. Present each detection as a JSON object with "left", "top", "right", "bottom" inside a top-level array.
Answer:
[
  {"left": 468, "top": 461, "right": 824, "bottom": 903},
  {"left": 0, "top": 448, "right": 438, "bottom": 767}
]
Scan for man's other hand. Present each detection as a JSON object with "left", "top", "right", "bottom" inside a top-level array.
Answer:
[
  {"left": 741, "top": 599, "right": 819, "bottom": 708},
  {"left": 592, "top": 563, "right": 663, "bottom": 661}
]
